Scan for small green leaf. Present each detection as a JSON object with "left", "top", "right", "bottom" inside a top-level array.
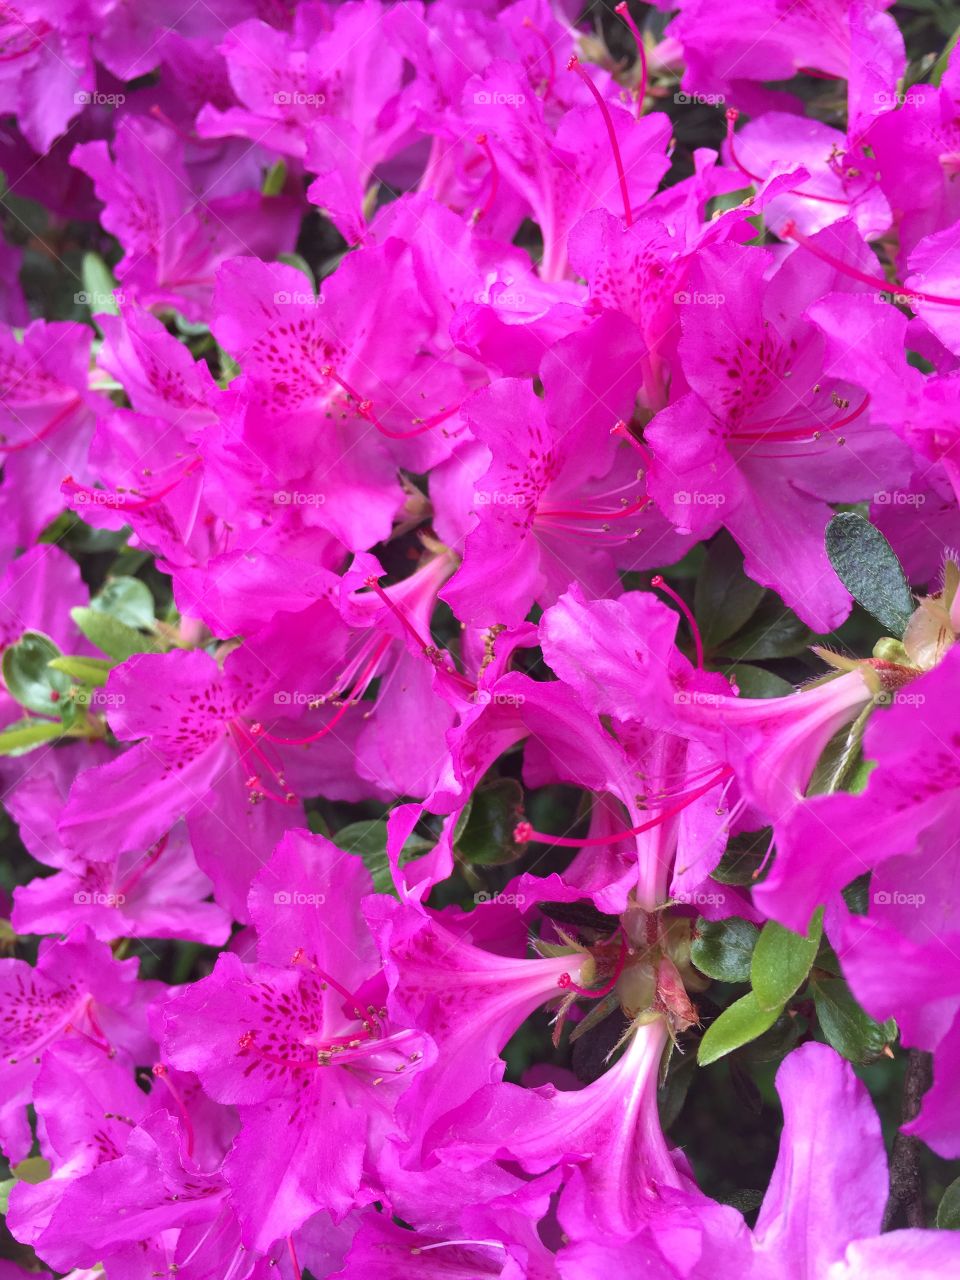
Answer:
[
  {"left": 262, "top": 158, "right": 288, "bottom": 196},
  {"left": 70, "top": 607, "right": 160, "bottom": 661},
  {"left": 812, "top": 977, "right": 897, "bottom": 1063},
  {"left": 2, "top": 630, "right": 70, "bottom": 715},
  {"left": 0, "top": 717, "right": 65, "bottom": 755},
  {"left": 79, "top": 252, "right": 121, "bottom": 317},
  {"left": 697, "top": 991, "right": 780, "bottom": 1065},
  {"left": 720, "top": 597, "right": 814, "bottom": 660},
  {"left": 937, "top": 1176, "right": 960, "bottom": 1229},
  {"left": 694, "top": 532, "right": 765, "bottom": 650},
  {"left": 691, "top": 917, "right": 759, "bottom": 983},
  {"left": 48, "top": 654, "right": 114, "bottom": 687},
  {"left": 0, "top": 1176, "right": 13, "bottom": 1214},
  {"left": 751, "top": 909, "right": 823, "bottom": 1013},
  {"left": 332, "top": 819, "right": 431, "bottom": 896},
  {"left": 454, "top": 778, "right": 525, "bottom": 865},
  {"left": 12, "top": 1156, "right": 51, "bottom": 1184},
  {"left": 91, "top": 576, "right": 155, "bottom": 628},
  {"left": 825, "top": 513, "right": 915, "bottom": 637}
]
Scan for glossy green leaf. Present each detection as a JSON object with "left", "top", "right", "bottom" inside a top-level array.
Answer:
[
  {"left": 2, "top": 630, "right": 70, "bottom": 715},
  {"left": 333, "top": 819, "right": 431, "bottom": 897},
  {"left": 751, "top": 909, "right": 823, "bottom": 1013},
  {"left": 937, "top": 1176, "right": 960, "bottom": 1229},
  {"left": 454, "top": 778, "right": 525, "bottom": 865},
  {"left": 697, "top": 992, "right": 780, "bottom": 1065},
  {"left": 70, "top": 607, "right": 160, "bottom": 661},
  {"left": 48, "top": 654, "right": 114, "bottom": 687},
  {"left": 813, "top": 978, "right": 897, "bottom": 1063},
  {"left": 0, "top": 717, "right": 65, "bottom": 755},
  {"left": 691, "top": 917, "right": 759, "bottom": 983},
  {"left": 91, "top": 576, "right": 155, "bottom": 628},
  {"left": 694, "top": 532, "right": 765, "bottom": 650}
]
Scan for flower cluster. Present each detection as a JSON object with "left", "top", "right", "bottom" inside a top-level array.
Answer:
[{"left": 1, "top": 0, "right": 959, "bottom": 1276}]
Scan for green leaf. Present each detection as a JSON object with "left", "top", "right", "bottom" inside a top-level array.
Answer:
[
  {"left": 728, "top": 664, "right": 794, "bottom": 699},
  {"left": 937, "top": 1176, "right": 960, "bottom": 1229},
  {"left": 813, "top": 977, "right": 897, "bottom": 1063},
  {"left": 332, "top": 819, "right": 431, "bottom": 896},
  {"left": 691, "top": 917, "right": 759, "bottom": 983},
  {"left": 0, "top": 717, "right": 66, "bottom": 755},
  {"left": 0, "top": 1176, "right": 13, "bottom": 1215},
  {"left": 262, "top": 158, "right": 288, "bottom": 196},
  {"left": 91, "top": 576, "right": 155, "bottom": 628},
  {"left": 70, "top": 607, "right": 160, "bottom": 661},
  {"left": 79, "top": 252, "right": 121, "bottom": 317},
  {"left": 697, "top": 991, "right": 780, "bottom": 1065},
  {"left": 711, "top": 828, "right": 773, "bottom": 886},
  {"left": 720, "top": 597, "right": 814, "bottom": 660},
  {"left": 48, "top": 654, "right": 114, "bottom": 687},
  {"left": 751, "top": 909, "right": 823, "bottom": 1013},
  {"left": 694, "top": 532, "right": 765, "bottom": 650},
  {"left": 825, "top": 513, "right": 915, "bottom": 637},
  {"left": 454, "top": 778, "right": 525, "bottom": 866},
  {"left": 2, "top": 630, "right": 70, "bottom": 715},
  {"left": 12, "top": 1156, "right": 50, "bottom": 1184},
  {"left": 278, "top": 251, "right": 315, "bottom": 286}
]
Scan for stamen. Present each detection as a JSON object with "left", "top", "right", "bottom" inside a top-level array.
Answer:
[
  {"left": 514, "top": 766, "right": 733, "bottom": 847},
  {"left": 725, "top": 110, "right": 850, "bottom": 207},
  {"left": 567, "top": 55, "right": 633, "bottom": 226},
  {"left": 362, "top": 575, "right": 476, "bottom": 691},
  {"left": 474, "top": 133, "right": 500, "bottom": 222},
  {"left": 0, "top": 394, "right": 82, "bottom": 453},
  {"left": 152, "top": 1063, "right": 196, "bottom": 1158},
  {"left": 521, "top": 17, "right": 556, "bottom": 96},
  {"left": 782, "top": 221, "right": 960, "bottom": 306},
  {"left": 411, "top": 1240, "right": 507, "bottom": 1255},
  {"left": 615, "top": 3, "right": 648, "bottom": 117},
  {"left": 288, "top": 1237, "right": 303, "bottom": 1280},
  {"left": 321, "top": 365, "right": 456, "bottom": 439},
  {"left": 651, "top": 575, "right": 704, "bottom": 669}
]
